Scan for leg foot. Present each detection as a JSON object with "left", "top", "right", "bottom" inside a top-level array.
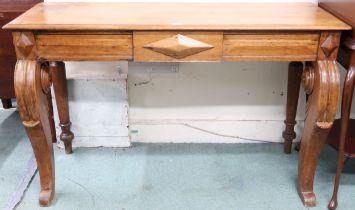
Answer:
[
  {"left": 50, "top": 61, "right": 74, "bottom": 154},
  {"left": 60, "top": 122, "right": 74, "bottom": 154},
  {"left": 39, "top": 189, "right": 54, "bottom": 206},
  {"left": 298, "top": 191, "right": 316, "bottom": 207},
  {"left": 283, "top": 62, "right": 303, "bottom": 154},
  {"left": 328, "top": 196, "right": 338, "bottom": 210}
]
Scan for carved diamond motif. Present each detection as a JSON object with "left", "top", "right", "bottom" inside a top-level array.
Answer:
[
  {"left": 144, "top": 34, "right": 214, "bottom": 59},
  {"left": 16, "top": 33, "right": 34, "bottom": 57},
  {"left": 321, "top": 35, "right": 338, "bottom": 57}
]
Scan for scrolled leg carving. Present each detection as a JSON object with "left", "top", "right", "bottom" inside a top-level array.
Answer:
[
  {"left": 298, "top": 60, "right": 340, "bottom": 207},
  {"left": 15, "top": 60, "right": 55, "bottom": 206},
  {"left": 50, "top": 61, "right": 74, "bottom": 154},
  {"left": 283, "top": 62, "right": 303, "bottom": 154},
  {"left": 302, "top": 63, "right": 314, "bottom": 95}
]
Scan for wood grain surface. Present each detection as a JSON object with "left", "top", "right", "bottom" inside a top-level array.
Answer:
[
  {"left": 3, "top": 3, "right": 351, "bottom": 31},
  {"left": 134, "top": 31, "right": 222, "bottom": 62},
  {"left": 36, "top": 32, "right": 132, "bottom": 61},
  {"left": 223, "top": 32, "right": 319, "bottom": 61}
]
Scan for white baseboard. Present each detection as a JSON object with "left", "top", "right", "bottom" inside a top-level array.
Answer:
[{"left": 130, "top": 119, "right": 304, "bottom": 143}]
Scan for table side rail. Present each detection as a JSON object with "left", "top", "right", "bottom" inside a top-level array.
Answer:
[{"left": 12, "top": 30, "right": 320, "bottom": 62}]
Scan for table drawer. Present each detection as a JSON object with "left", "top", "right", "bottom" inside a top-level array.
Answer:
[
  {"left": 36, "top": 32, "right": 133, "bottom": 61},
  {"left": 223, "top": 32, "right": 319, "bottom": 61},
  {"left": 134, "top": 31, "right": 223, "bottom": 62}
]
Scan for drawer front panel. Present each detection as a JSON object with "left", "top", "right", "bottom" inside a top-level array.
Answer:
[
  {"left": 36, "top": 32, "right": 133, "bottom": 61},
  {"left": 223, "top": 32, "right": 319, "bottom": 61},
  {"left": 134, "top": 31, "right": 223, "bottom": 62}
]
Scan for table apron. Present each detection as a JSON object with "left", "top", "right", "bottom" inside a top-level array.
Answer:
[{"left": 13, "top": 30, "right": 321, "bottom": 62}]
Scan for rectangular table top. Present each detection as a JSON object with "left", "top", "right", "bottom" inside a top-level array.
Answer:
[{"left": 3, "top": 2, "right": 351, "bottom": 31}]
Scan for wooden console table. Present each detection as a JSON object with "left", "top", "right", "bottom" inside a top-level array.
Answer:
[{"left": 3, "top": 3, "right": 350, "bottom": 207}]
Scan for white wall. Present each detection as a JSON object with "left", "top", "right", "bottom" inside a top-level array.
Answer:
[
  {"left": 52, "top": 62, "right": 130, "bottom": 148},
  {"left": 47, "top": 0, "right": 355, "bottom": 146},
  {"left": 129, "top": 62, "right": 298, "bottom": 143}
]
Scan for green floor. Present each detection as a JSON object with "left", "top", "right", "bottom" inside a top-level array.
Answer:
[{"left": 1, "top": 110, "right": 355, "bottom": 210}]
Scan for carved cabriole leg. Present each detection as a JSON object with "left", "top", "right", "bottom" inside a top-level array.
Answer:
[
  {"left": 15, "top": 60, "right": 55, "bottom": 206},
  {"left": 298, "top": 32, "right": 341, "bottom": 207},
  {"left": 50, "top": 61, "right": 74, "bottom": 154},
  {"left": 328, "top": 37, "right": 355, "bottom": 210},
  {"left": 283, "top": 62, "right": 303, "bottom": 154},
  {"left": 298, "top": 60, "right": 340, "bottom": 207}
]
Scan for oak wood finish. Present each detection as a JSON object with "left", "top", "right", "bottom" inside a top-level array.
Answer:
[
  {"left": 283, "top": 31, "right": 342, "bottom": 206},
  {"left": 47, "top": 89, "right": 56, "bottom": 143},
  {"left": 36, "top": 32, "right": 132, "bottom": 61},
  {"left": 143, "top": 34, "right": 214, "bottom": 59},
  {"left": 15, "top": 60, "right": 55, "bottom": 206},
  {"left": 3, "top": 2, "right": 351, "bottom": 206},
  {"left": 4, "top": 3, "right": 349, "bottom": 31},
  {"left": 134, "top": 31, "right": 222, "bottom": 62},
  {"left": 284, "top": 31, "right": 342, "bottom": 153},
  {"left": 298, "top": 60, "right": 340, "bottom": 207},
  {"left": 283, "top": 62, "right": 304, "bottom": 154},
  {"left": 297, "top": 32, "right": 341, "bottom": 207},
  {"left": 223, "top": 32, "right": 319, "bottom": 61},
  {"left": 13, "top": 31, "right": 37, "bottom": 60},
  {"left": 50, "top": 61, "right": 74, "bottom": 154}
]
